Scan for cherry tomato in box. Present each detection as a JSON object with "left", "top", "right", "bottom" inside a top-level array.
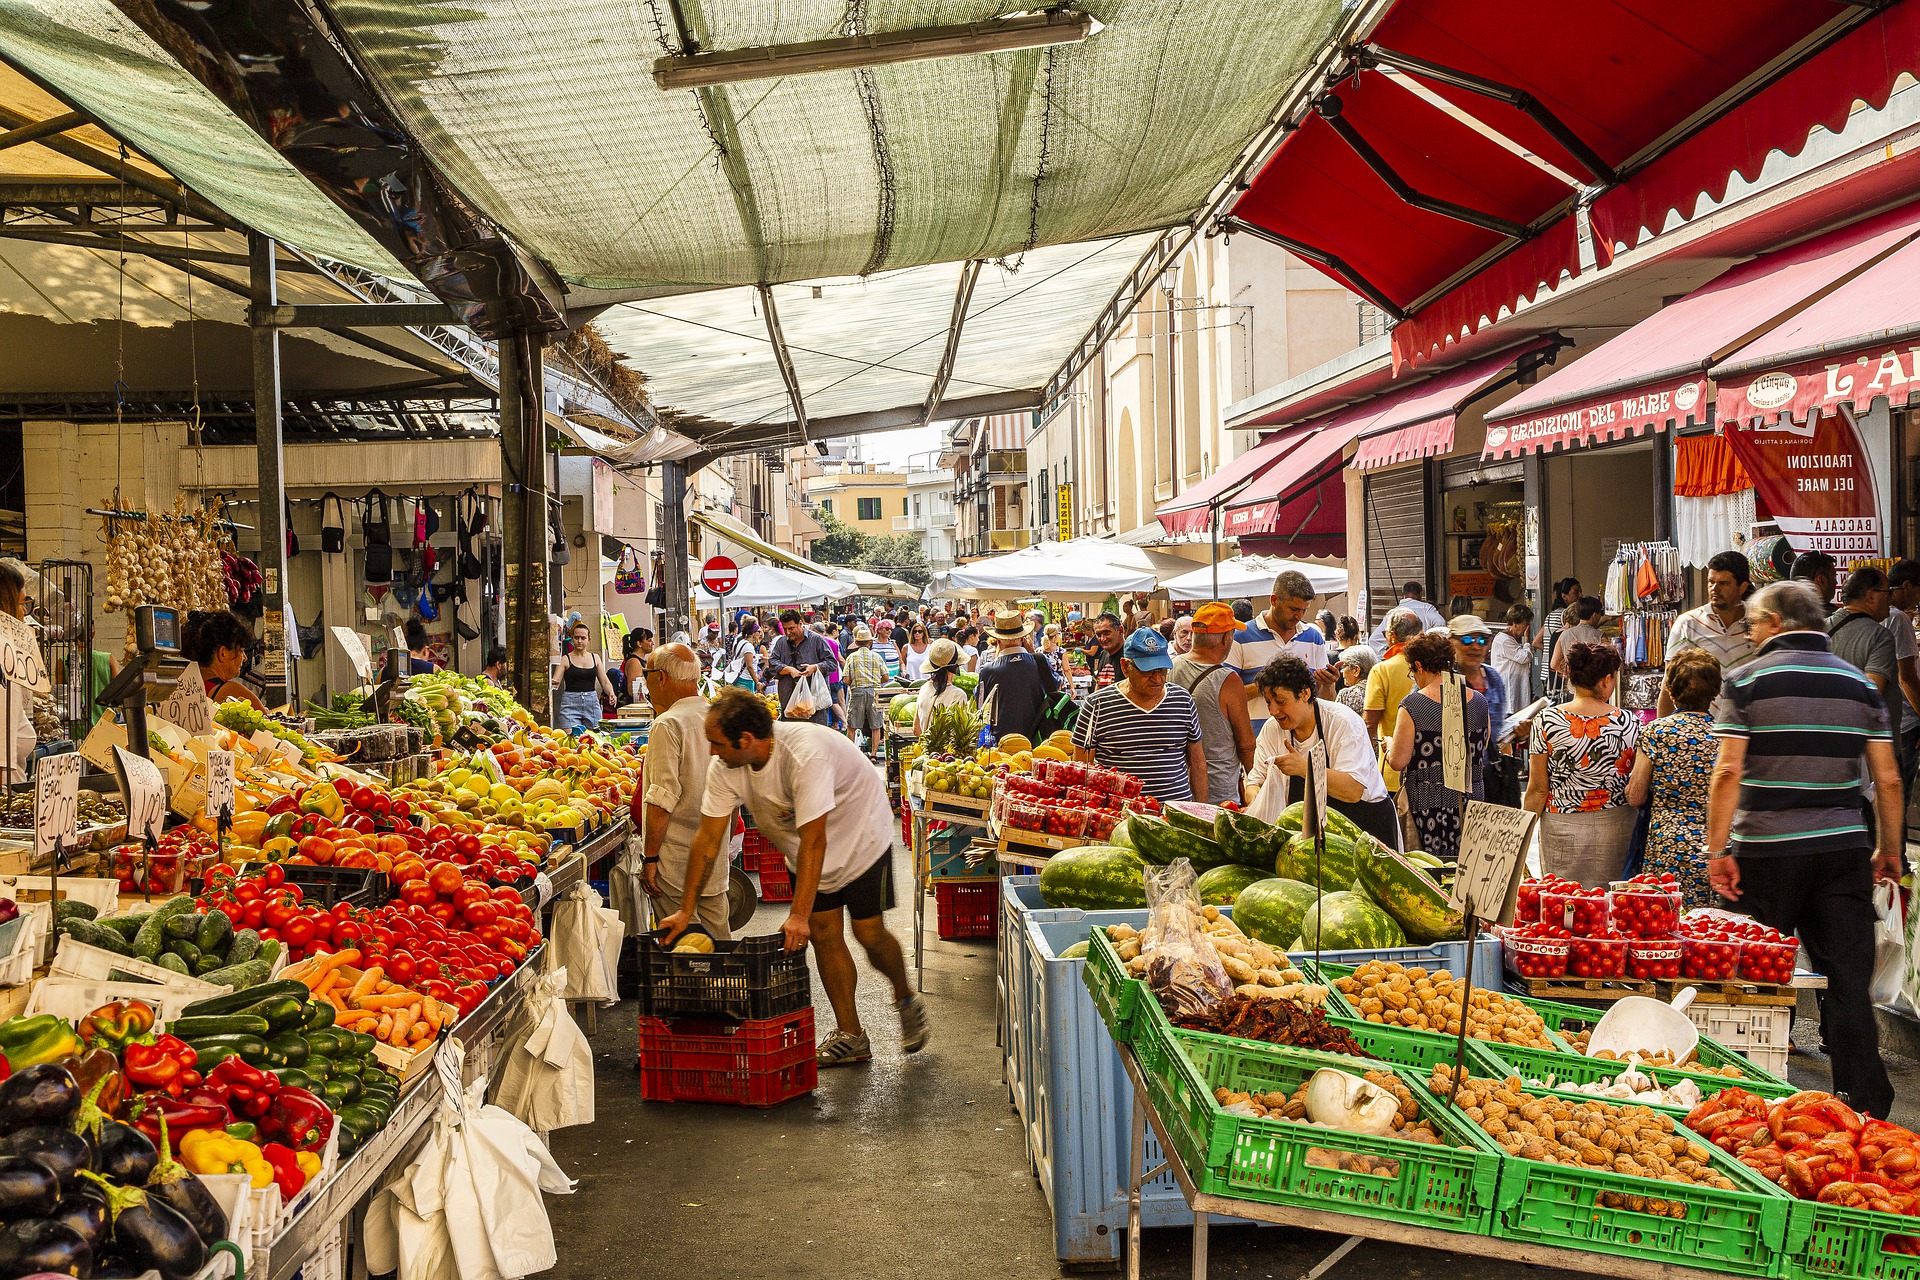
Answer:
[
  {"left": 1627, "top": 939, "right": 1683, "bottom": 981},
  {"left": 1680, "top": 934, "right": 1741, "bottom": 980},
  {"left": 1738, "top": 936, "right": 1797, "bottom": 985},
  {"left": 1540, "top": 887, "right": 1610, "bottom": 936},
  {"left": 1607, "top": 880, "right": 1682, "bottom": 938},
  {"left": 1503, "top": 922, "right": 1570, "bottom": 978},
  {"left": 1568, "top": 931, "right": 1629, "bottom": 978}
]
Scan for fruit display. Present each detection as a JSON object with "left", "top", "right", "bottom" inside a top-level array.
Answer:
[
  {"left": 1212, "top": 808, "right": 1282, "bottom": 867},
  {"left": 1430, "top": 1063, "right": 1739, "bottom": 1204},
  {"left": 1275, "top": 831, "right": 1362, "bottom": 891},
  {"left": 1003, "top": 799, "right": 1084, "bottom": 837},
  {"left": 921, "top": 702, "right": 984, "bottom": 757},
  {"left": 1192, "top": 864, "right": 1269, "bottom": 906},
  {"left": 1036, "top": 844, "right": 1148, "bottom": 910},
  {"left": 1296, "top": 890, "right": 1405, "bottom": 951},
  {"left": 1609, "top": 874, "right": 1683, "bottom": 938},
  {"left": 1627, "top": 939, "right": 1683, "bottom": 981},
  {"left": 1333, "top": 960, "right": 1557, "bottom": 1048},
  {"left": 1126, "top": 814, "right": 1230, "bottom": 870},
  {"left": 107, "top": 828, "right": 215, "bottom": 896},
  {"left": 1516, "top": 874, "right": 1581, "bottom": 925},
  {"left": 1210, "top": 1066, "right": 1460, "bottom": 1162},
  {"left": 1503, "top": 921, "right": 1571, "bottom": 978},
  {"left": 213, "top": 702, "right": 331, "bottom": 764},
  {"left": 922, "top": 759, "right": 996, "bottom": 800},
  {"left": 1352, "top": 841, "right": 1463, "bottom": 943}
]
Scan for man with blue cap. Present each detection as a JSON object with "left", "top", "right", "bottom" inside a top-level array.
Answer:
[{"left": 1070, "top": 625, "right": 1207, "bottom": 802}]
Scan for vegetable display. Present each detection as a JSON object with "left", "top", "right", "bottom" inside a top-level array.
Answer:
[{"left": 1332, "top": 959, "right": 1557, "bottom": 1049}]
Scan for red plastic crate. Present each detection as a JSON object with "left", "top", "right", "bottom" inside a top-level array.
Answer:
[
  {"left": 759, "top": 866, "right": 794, "bottom": 903},
  {"left": 935, "top": 880, "right": 996, "bottom": 940},
  {"left": 638, "top": 1007, "right": 816, "bottom": 1107},
  {"left": 747, "top": 844, "right": 787, "bottom": 878},
  {"left": 742, "top": 828, "right": 771, "bottom": 860}
]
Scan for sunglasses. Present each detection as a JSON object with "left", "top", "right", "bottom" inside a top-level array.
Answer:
[{"left": 1456, "top": 635, "right": 1490, "bottom": 647}]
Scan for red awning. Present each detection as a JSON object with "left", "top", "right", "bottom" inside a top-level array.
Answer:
[
  {"left": 1222, "top": 416, "right": 1363, "bottom": 539},
  {"left": 1484, "top": 201, "right": 1920, "bottom": 458},
  {"left": 1155, "top": 424, "right": 1316, "bottom": 535},
  {"left": 1714, "top": 230, "right": 1920, "bottom": 429},
  {"left": 1350, "top": 341, "right": 1557, "bottom": 470}
]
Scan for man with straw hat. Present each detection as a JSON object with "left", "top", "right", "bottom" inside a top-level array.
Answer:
[
  {"left": 977, "top": 609, "right": 1060, "bottom": 744},
  {"left": 843, "top": 624, "right": 889, "bottom": 761}
]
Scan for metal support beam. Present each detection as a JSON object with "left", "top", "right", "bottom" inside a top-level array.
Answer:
[
  {"left": 498, "top": 330, "right": 552, "bottom": 724},
  {"left": 0, "top": 179, "right": 187, "bottom": 209},
  {"left": 0, "top": 225, "right": 318, "bottom": 270},
  {"left": 1358, "top": 46, "right": 1619, "bottom": 185},
  {"left": 921, "top": 259, "right": 982, "bottom": 429},
  {"left": 251, "top": 303, "right": 464, "bottom": 329},
  {"left": 1221, "top": 217, "right": 1406, "bottom": 320},
  {"left": 757, "top": 284, "right": 810, "bottom": 449},
  {"left": 1314, "top": 94, "right": 1530, "bottom": 239},
  {"left": 0, "top": 111, "right": 87, "bottom": 153},
  {"left": 660, "top": 459, "right": 693, "bottom": 640},
  {"left": 693, "top": 387, "right": 1042, "bottom": 453},
  {"left": 0, "top": 105, "right": 233, "bottom": 228},
  {"left": 249, "top": 232, "right": 291, "bottom": 709}
]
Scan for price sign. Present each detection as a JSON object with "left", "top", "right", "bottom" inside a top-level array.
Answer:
[
  {"left": 249, "top": 731, "right": 277, "bottom": 754},
  {"left": 206, "top": 749, "right": 235, "bottom": 819},
  {"left": 157, "top": 663, "right": 216, "bottom": 736},
  {"left": 477, "top": 749, "right": 505, "bottom": 785},
  {"left": 112, "top": 745, "right": 167, "bottom": 844},
  {"left": 330, "top": 627, "right": 372, "bottom": 682},
  {"left": 0, "top": 612, "right": 48, "bottom": 695},
  {"left": 1448, "top": 800, "right": 1538, "bottom": 924},
  {"left": 33, "top": 751, "right": 81, "bottom": 862}
]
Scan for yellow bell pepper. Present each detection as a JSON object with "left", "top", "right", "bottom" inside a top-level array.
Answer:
[
  {"left": 261, "top": 836, "right": 298, "bottom": 863},
  {"left": 295, "top": 1150, "right": 322, "bottom": 1179},
  {"left": 180, "top": 1129, "right": 274, "bottom": 1188},
  {"left": 229, "top": 811, "right": 271, "bottom": 845},
  {"left": 297, "top": 783, "right": 344, "bottom": 820}
]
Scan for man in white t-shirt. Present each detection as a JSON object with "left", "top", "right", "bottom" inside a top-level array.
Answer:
[
  {"left": 1366, "top": 582, "right": 1446, "bottom": 652},
  {"left": 1228, "top": 569, "right": 1334, "bottom": 725},
  {"left": 661, "top": 688, "right": 928, "bottom": 1069}
]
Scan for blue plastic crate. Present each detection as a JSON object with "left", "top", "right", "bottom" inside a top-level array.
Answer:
[
  {"left": 1299, "top": 936, "right": 1505, "bottom": 993},
  {"left": 999, "top": 876, "right": 1070, "bottom": 1121}
]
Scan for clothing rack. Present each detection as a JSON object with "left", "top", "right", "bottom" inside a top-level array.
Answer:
[{"left": 1602, "top": 540, "right": 1684, "bottom": 614}]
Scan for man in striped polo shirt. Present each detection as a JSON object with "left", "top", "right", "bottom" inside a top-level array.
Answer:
[{"left": 1705, "top": 579, "right": 1899, "bottom": 1117}]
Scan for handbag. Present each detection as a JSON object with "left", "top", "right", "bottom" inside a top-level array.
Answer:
[
  {"left": 614, "top": 547, "right": 646, "bottom": 595},
  {"left": 362, "top": 490, "right": 393, "bottom": 582},
  {"left": 419, "top": 495, "right": 440, "bottom": 540},
  {"left": 550, "top": 507, "right": 572, "bottom": 567},
  {"left": 295, "top": 612, "right": 324, "bottom": 655},
  {"left": 320, "top": 493, "right": 347, "bottom": 554},
  {"left": 458, "top": 493, "right": 484, "bottom": 580},
  {"left": 285, "top": 497, "right": 300, "bottom": 559}
]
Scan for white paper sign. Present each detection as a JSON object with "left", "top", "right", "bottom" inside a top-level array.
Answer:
[
  {"left": 157, "top": 663, "right": 216, "bottom": 737},
  {"left": 206, "top": 749, "right": 235, "bottom": 818},
  {"left": 330, "top": 627, "right": 372, "bottom": 682},
  {"left": 113, "top": 745, "right": 168, "bottom": 843},
  {"left": 0, "top": 612, "right": 49, "bottom": 695},
  {"left": 33, "top": 752, "right": 81, "bottom": 861},
  {"left": 249, "top": 731, "right": 277, "bottom": 753},
  {"left": 1448, "top": 800, "right": 1538, "bottom": 924}
]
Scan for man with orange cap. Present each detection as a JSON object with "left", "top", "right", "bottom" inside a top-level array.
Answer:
[{"left": 1173, "top": 602, "right": 1257, "bottom": 807}]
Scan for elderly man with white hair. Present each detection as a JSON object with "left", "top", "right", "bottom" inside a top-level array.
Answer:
[{"left": 635, "top": 642, "right": 734, "bottom": 938}]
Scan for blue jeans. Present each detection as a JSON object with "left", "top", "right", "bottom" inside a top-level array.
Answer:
[{"left": 556, "top": 690, "right": 602, "bottom": 735}]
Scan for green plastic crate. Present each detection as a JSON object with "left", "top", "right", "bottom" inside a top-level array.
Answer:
[
  {"left": 1503, "top": 991, "right": 1793, "bottom": 1090},
  {"left": 1784, "top": 1198, "right": 1920, "bottom": 1280},
  {"left": 1128, "top": 1000, "right": 1504, "bottom": 1234},
  {"left": 1083, "top": 924, "right": 1140, "bottom": 1042},
  {"left": 1307, "top": 960, "right": 1581, "bottom": 1055},
  {"left": 1464, "top": 1039, "right": 1799, "bottom": 1118},
  {"left": 1410, "top": 1069, "right": 1793, "bottom": 1274}
]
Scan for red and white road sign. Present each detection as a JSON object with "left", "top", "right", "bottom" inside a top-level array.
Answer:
[{"left": 700, "top": 555, "right": 739, "bottom": 597}]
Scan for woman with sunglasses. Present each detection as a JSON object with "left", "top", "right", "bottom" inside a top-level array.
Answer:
[{"left": 900, "top": 622, "right": 933, "bottom": 680}]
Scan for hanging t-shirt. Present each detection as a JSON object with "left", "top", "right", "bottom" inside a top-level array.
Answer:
[
  {"left": 700, "top": 721, "right": 895, "bottom": 892},
  {"left": 1070, "top": 684, "right": 1201, "bottom": 802}
]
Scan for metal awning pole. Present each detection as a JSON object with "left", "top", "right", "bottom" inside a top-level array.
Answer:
[
  {"left": 1212, "top": 503, "right": 1221, "bottom": 602},
  {"left": 500, "top": 329, "right": 553, "bottom": 724},
  {"left": 249, "top": 232, "right": 290, "bottom": 709}
]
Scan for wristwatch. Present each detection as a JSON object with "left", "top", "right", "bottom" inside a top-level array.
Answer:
[{"left": 642, "top": 855, "right": 660, "bottom": 864}]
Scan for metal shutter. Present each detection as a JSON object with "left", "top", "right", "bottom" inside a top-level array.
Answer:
[{"left": 1364, "top": 466, "right": 1428, "bottom": 627}]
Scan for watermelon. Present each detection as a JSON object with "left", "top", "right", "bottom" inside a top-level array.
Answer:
[
  {"left": 1354, "top": 838, "right": 1464, "bottom": 943},
  {"left": 889, "top": 693, "right": 917, "bottom": 725},
  {"left": 1059, "top": 940, "right": 1090, "bottom": 959},
  {"left": 1128, "top": 814, "right": 1232, "bottom": 871},
  {"left": 1038, "top": 845, "right": 1147, "bottom": 910},
  {"left": 1293, "top": 891, "right": 1406, "bottom": 952},
  {"left": 1275, "top": 801, "right": 1364, "bottom": 845},
  {"left": 1231, "top": 878, "right": 1320, "bottom": 950},
  {"left": 1214, "top": 809, "right": 1282, "bottom": 869},
  {"left": 1194, "top": 863, "right": 1268, "bottom": 906},
  {"left": 1165, "top": 801, "right": 1225, "bottom": 839},
  {"left": 1109, "top": 818, "right": 1137, "bottom": 851},
  {"left": 1275, "top": 832, "right": 1361, "bottom": 890}
]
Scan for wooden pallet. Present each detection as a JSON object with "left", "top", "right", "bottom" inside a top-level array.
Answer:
[
  {"left": 1651, "top": 977, "right": 1800, "bottom": 1007},
  {"left": 995, "top": 825, "right": 1090, "bottom": 857},
  {"left": 1512, "top": 975, "right": 1655, "bottom": 1002}
]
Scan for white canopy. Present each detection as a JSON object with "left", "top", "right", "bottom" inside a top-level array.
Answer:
[
  {"left": 941, "top": 537, "right": 1195, "bottom": 601},
  {"left": 695, "top": 562, "right": 857, "bottom": 609},
  {"left": 1162, "top": 555, "right": 1346, "bottom": 603},
  {"left": 827, "top": 566, "right": 922, "bottom": 601}
]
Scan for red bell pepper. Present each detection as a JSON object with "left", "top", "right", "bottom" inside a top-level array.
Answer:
[
  {"left": 259, "top": 1142, "right": 307, "bottom": 1199},
  {"left": 121, "top": 1090, "right": 231, "bottom": 1146},
  {"left": 76, "top": 1000, "right": 156, "bottom": 1053},
  {"left": 57, "top": 1048, "right": 122, "bottom": 1114},
  {"left": 123, "top": 1035, "right": 198, "bottom": 1098},
  {"left": 207, "top": 1057, "right": 280, "bottom": 1120},
  {"left": 260, "top": 1086, "right": 333, "bottom": 1153}
]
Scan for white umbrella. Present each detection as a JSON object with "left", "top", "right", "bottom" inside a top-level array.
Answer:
[
  {"left": 946, "top": 537, "right": 1181, "bottom": 599},
  {"left": 1163, "top": 555, "right": 1346, "bottom": 602},
  {"left": 826, "top": 566, "right": 922, "bottom": 600},
  {"left": 694, "top": 562, "right": 858, "bottom": 608}
]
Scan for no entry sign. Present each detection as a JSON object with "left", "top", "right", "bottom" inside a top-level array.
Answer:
[{"left": 700, "top": 555, "right": 739, "bottom": 597}]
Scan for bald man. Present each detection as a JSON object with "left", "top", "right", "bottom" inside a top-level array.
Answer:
[{"left": 637, "top": 642, "right": 733, "bottom": 938}]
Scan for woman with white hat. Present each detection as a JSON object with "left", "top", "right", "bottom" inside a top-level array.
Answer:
[{"left": 913, "top": 637, "right": 970, "bottom": 736}]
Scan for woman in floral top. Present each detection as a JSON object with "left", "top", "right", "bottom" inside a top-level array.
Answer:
[
  {"left": 1524, "top": 641, "right": 1641, "bottom": 886},
  {"left": 1625, "top": 650, "right": 1721, "bottom": 908}
]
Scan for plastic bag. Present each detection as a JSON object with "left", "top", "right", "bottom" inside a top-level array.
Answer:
[
  {"left": 1243, "top": 768, "right": 1289, "bottom": 823},
  {"left": 1873, "top": 881, "right": 1906, "bottom": 1008},
  {"left": 1140, "top": 858, "right": 1235, "bottom": 1019},
  {"left": 784, "top": 669, "right": 829, "bottom": 720}
]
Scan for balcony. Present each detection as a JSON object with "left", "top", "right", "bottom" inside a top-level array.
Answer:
[
  {"left": 984, "top": 449, "right": 1026, "bottom": 476},
  {"left": 989, "top": 529, "right": 1031, "bottom": 551},
  {"left": 892, "top": 515, "right": 912, "bottom": 532}
]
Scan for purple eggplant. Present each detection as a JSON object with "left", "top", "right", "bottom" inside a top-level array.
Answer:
[
  {"left": 0, "top": 1069, "right": 78, "bottom": 1136},
  {"left": 86, "top": 1123, "right": 153, "bottom": 1189},
  {"left": 139, "top": 1120, "right": 223, "bottom": 1247},
  {"left": 84, "top": 1174, "right": 203, "bottom": 1280},
  {"left": 0, "top": 1129, "right": 90, "bottom": 1197},
  {"left": 48, "top": 1188, "right": 108, "bottom": 1258},
  {"left": 0, "top": 1218, "right": 89, "bottom": 1280},
  {"left": 0, "top": 1157, "right": 58, "bottom": 1219}
]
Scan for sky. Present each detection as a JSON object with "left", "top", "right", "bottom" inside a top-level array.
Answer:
[{"left": 852, "top": 424, "right": 945, "bottom": 471}]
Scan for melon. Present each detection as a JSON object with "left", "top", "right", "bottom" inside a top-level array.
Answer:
[
  {"left": 1275, "top": 832, "right": 1361, "bottom": 890},
  {"left": 1194, "top": 863, "right": 1268, "bottom": 906},
  {"left": 1038, "top": 844, "right": 1147, "bottom": 910},
  {"left": 1292, "top": 891, "right": 1406, "bottom": 952},
  {"left": 1231, "top": 878, "right": 1320, "bottom": 950},
  {"left": 1354, "top": 838, "right": 1464, "bottom": 942}
]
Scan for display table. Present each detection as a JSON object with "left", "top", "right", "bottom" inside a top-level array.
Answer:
[
  {"left": 904, "top": 787, "right": 989, "bottom": 989},
  {"left": 1115, "top": 1043, "right": 1765, "bottom": 1280}
]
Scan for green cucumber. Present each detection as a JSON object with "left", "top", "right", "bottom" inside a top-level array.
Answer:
[
  {"left": 197, "top": 959, "right": 272, "bottom": 991},
  {"left": 60, "top": 919, "right": 133, "bottom": 956},
  {"left": 274, "top": 1068, "right": 317, "bottom": 1092},
  {"left": 163, "top": 913, "right": 202, "bottom": 941},
  {"left": 182, "top": 1033, "right": 270, "bottom": 1069},
  {"left": 191, "top": 952, "right": 224, "bottom": 976},
  {"left": 179, "top": 978, "right": 310, "bottom": 1019},
  {"left": 301, "top": 1001, "right": 336, "bottom": 1033},
  {"left": 305, "top": 1029, "right": 347, "bottom": 1058},
  {"left": 52, "top": 900, "right": 98, "bottom": 925},
  {"left": 100, "top": 913, "right": 148, "bottom": 940},
  {"left": 131, "top": 913, "right": 167, "bottom": 961},
  {"left": 166, "top": 939, "right": 202, "bottom": 969},
  {"left": 344, "top": 1031, "right": 377, "bottom": 1058},
  {"left": 196, "top": 910, "right": 232, "bottom": 956},
  {"left": 169, "top": 1013, "right": 271, "bottom": 1039},
  {"left": 318, "top": 1078, "right": 359, "bottom": 1108},
  {"left": 225, "top": 929, "right": 262, "bottom": 965},
  {"left": 156, "top": 953, "right": 190, "bottom": 976}
]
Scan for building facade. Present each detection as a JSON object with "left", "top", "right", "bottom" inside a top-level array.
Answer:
[{"left": 945, "top": 413, "right": 1032, "bottom": 560}]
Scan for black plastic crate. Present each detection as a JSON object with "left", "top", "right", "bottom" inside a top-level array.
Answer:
[
  {"left": 281, "top": 864, "right": 390, "bottom": 910},
  {"left": 636, "top": 927, "right": 810, "bottom": 1021}
]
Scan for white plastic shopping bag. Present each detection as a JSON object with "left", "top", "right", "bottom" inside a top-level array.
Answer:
[
  {"left": 1874, "top": 880, "right": 1907, "bottom": 1009},
  {"left": 1243, "top": 769, "right": 1289, "bottom": 823},
  {"left": 784, "top": 670, "right": 829, "bottom": 719}
]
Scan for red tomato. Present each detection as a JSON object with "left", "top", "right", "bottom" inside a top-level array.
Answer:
[
  {"left": 391, "top": 798, "right": 412, "bottom": 821},
  {"left": 428, "top": 901, "right": 457, "bottom": 924},
  {"left": 282, "top": 916, "right": 317, "bottom": 948},
  {"left": 332, "top": 778, "right": 357, "bottom": 799},
  {"left": 259, "top": 863, "right": 286, "bottom": 888},
  {"left": 241, "top": 901, "right": 266, "bottom": 928},
  {"left": 235, "top": 881, "right": 264, "bottom": 904},
  {"left": 428, "top": 862, "right": 464, "bottom": 897},
  {"left": 386, "top": 953, "right": 418, "bottom": 985},
  {"left": 333, "top": 920, "right": 366, "bottom": 949},
  {"left": 398, "top": 880, "right": 436, "bottom": 907},
  {"left": 342, "top": 813, "right": 376, "bottom": 835},
  {"left": 454, "top": 833, "right": 482, "bottom": 858}
]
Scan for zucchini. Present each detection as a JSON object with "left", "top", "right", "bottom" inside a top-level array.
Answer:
[
  {"left": 179, "top": 978, "right": 309, "bottom": 1020},
  {"left": 263, "top": 1033, "right": 309, "bottom": 1069},
  {"left": 169, "top": 1013, "right": 271, "bottom": 1039},
  {"left": 163, "top": 912, "right": 202, "bottom": 941},
  {"left": 274, "top": 1068, "right": 317, "bottom": 1092},
  {"left": 155, "top": 953, "right": 190, "bottom": 976},
  {"left": 253, "top": 995, "right": 308, "bottom": 1036},
  {"left": 318, "top": 1077, "right": 360, "bottom": 1108},
  {"left": 52, "top": 900, "right": 98, "bottom": 925},
  {"left": 301, "top": 1001, "right": 336, "bottom": 1033},
  {"left": 196, "top": 910, "right": 232, "bottom": 956},
  {"left": 197, "top": 959, "right": 272, "bottom": 992},
  {"left": 226, "top": 929, "right": 262, "bottom": 965},
  {"left": 305, "top": 1029, "right": 347, "bottom": 1058},
  {"left": 60, "top": 919, "right": 133, "bottom": 956},
  {"left": 344, "top": 1031, "right": 377, "bottom": 1058},
  {"left": 182, "top": 1033, "right": 270, "bottom": 1069}
]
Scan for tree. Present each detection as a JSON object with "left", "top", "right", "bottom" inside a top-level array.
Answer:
[
  {"left": 809, "top": 511, "right": 869, "bottom": 567},
  {"left": 808, "top": 511, "right": 931, "bottom": 589}
]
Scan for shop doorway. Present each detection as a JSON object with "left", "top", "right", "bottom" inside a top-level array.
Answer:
[
  {"left": 1543, "top": 441, "right": 1660, "bottom": 600},
  {"left": 1439, "top": 456, "right": 1524, "bottom": 620}
]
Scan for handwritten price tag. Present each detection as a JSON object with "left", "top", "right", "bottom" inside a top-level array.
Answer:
[
  {"left": 113, "top": 745, "right": 168, "bottom": 844},
  {"left": 206, "top": 749, "right": 235, "bottom": 819},
  {"left": 1448, "top": 800, "right": 1538, "bottom": 924},
  {"left": 330, "top": 626, "right": 372, "bottom": 682},
  {"left": 33, "top": 752, "right": 81, "bottom": 861},
  {"left": 157, "top": 662, "right": 216, "bottom": 736},
  {"left": 0, "top": 612, "right": 49, "bottom": 695}
]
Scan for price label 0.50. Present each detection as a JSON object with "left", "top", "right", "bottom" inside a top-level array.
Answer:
[
  {"left": 33, "top": 751, "right": 82, "bottom": 862},
  {"left": 206, "top": 749, "right": 235, "bottom": 821},
  {"left": 113, "top": 745, "right": 168, "bottom": 844}
]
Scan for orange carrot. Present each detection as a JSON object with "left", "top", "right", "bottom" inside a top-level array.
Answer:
[
  {"left": 317, "top": 948, "right": 361, "bottom": 971},
  {"left": 375, "top": 1013, "right": 392, "bottom": 1039},
  {"left": 354, "top": 991, "right": 422, "bottom": 1010},
  {"left": 348, "top": 967, "right": 385, "bottom": 1002},
  {"left": 388, "top": 1005, "right": 416, "bottom": 1044}
]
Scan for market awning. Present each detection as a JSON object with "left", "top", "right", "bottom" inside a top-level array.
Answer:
[
  {"left": 1486, "top": 200, "right": 1920, "bottom": 457},
  {"left": 694, "top": 562, "right": 856, "bottom": 609},
  {"left": 1162, "top": 555, "right": 1345, "bottom": 603},
  {"left": 1220, "top": 416, "right": 1360, "bottom": 541},
  {"left": 689, "top": 509, "right": 829, "bottom": 577},
  {"left": 1154, "top": 424, "right": 1317, "bottom": 535},
  {"left": 1349, "top": 340, "right": 1558, "bottom": 470},
  {"left": 1713, "top": 227, "right": 1920, "bottom": 430}
]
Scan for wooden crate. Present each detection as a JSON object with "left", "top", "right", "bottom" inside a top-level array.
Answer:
[
  {"left": 1511, "top": 975, "right": 1654, "bottom": 1002},
  {"left": 1653, "top": 977, "right": 1800, "bottom": 1007},
  {"left": 995, "top": 826, "right": 1089, "bottom": 857}
]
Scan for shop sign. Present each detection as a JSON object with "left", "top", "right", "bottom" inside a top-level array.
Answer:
[
  {"left": 1449, "top": 573, "right": 1495, "bottom": 600},
  {"left": 1715, "top": 344, "right": 1920, "bottom": 431},
  {"left": 1720, "top": 409, "right": 1881, "bottom": 559},
  {"left": 1056, "top": 483, "right": 1072, "bottom": 543},
  {"left": 1483, "top": 376, "right": 1706, "bottom": 458}
]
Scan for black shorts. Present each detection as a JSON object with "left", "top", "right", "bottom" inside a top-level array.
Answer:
[{"left": 808, "top": 851, "right": 894, "bottom": 921}]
